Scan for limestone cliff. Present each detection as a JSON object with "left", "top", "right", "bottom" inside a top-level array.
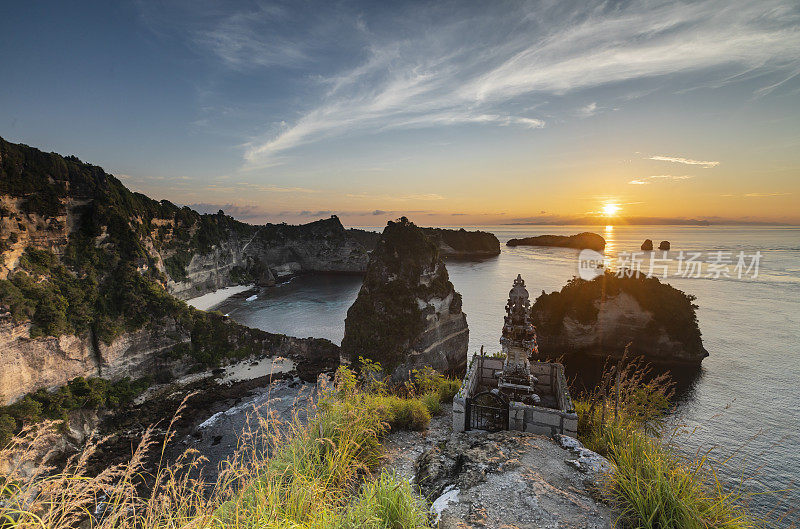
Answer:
[
  {"left": 0, "top": 138, "right": 354, "bottom": 404},
  {"left": 166, "top": 216, "right": 372, "bottom": 300},
  {"left": 341, "top": 218, "right": 469, "bottom": 379},
  {"left": 530, "top": 272, "right": 707, "bottom": 365},
  {"left": 0, "top": 309, "right": 339, "bottom": 405}
]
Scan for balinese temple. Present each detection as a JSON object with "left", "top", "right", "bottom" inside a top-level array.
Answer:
[
  {"left": 453, "top": 274, "right": 577, "bottom": 436},
  {"left": 497, "top": 275, "right": 541, "bottom": 405}
]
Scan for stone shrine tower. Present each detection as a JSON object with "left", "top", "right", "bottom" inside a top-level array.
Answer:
[{"left": 498, "top": 275, "right": 540, "bottom": 403}]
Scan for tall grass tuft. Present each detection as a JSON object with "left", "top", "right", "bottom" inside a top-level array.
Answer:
[
  {"left": 574, "top": 352, "right": 758, "bottom": 529},
  {"left": 1, "top": 366, "right": 438, "bottom": 529}
]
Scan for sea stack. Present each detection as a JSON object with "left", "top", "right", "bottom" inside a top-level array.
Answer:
[
  {"left": 530, "top": 272, "right": 707, "bottom": 365},
  {"left": 641, "top": 239, "right": 654, "bottom": 251},
  {"left": 659, "top": 240, "right": 671, "bottom": 250},
  {"left": 341, "top": 217, "right": 469, "bottom": 379}
]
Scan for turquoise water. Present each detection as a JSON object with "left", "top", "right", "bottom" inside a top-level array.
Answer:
[{"left": 215, "top": 225, "right": 800, "bottom": 520}]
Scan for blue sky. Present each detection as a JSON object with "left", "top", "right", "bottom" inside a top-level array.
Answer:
[{"left": 1, "top": 0, "right": 799, "bottom": 225}]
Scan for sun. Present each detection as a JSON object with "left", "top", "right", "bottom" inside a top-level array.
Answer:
[{"left": 602, "top": 203, "right": 621, "bottom": 216}]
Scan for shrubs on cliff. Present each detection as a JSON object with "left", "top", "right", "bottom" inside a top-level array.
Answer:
[
  {"left": 0, "top": 247, "right": 185, "bottom": 342},
  {"left": 0, "top": 137, "right": 258, "bottom": 286},
  {"left": 0, "top": 248, "right": 97, "bottom": 337},
  {"left": 0, "top": 376, "right": 149, "bottom": 446}
]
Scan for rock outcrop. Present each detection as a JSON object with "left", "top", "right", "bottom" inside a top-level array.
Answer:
[
  {"left": 641, "top": 239, "right": 654, "bottom": 251},
  {"left": 530, "top": 272, "right": 708, "bottom": 365},
  {"left": 415, "top": 430, "right": 611, "bottom": 528},
  {"left": 341, "top": 218, "right": 469, "bottom": 379},
  {"left": 659, "top": 240, "right": 671, "bottom": 250},
  {"left": 507, "top": 232, "right": 605, "bottom": 251},
  {"left": 421, "top": 228, "right": 500, "bottom": 258}
]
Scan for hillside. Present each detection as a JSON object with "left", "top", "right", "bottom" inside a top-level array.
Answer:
[{"left": 0, "top": 139, "right": 358, "bottom": 409}]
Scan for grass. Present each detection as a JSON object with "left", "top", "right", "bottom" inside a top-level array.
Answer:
[
  {"left": 574, "top": 354, "right": 760, "bottom": 528},
  {"left": 0, "top": 364, "right": 457, "bottom": 528}
]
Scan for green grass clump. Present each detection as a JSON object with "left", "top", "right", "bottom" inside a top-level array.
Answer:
[
  {"left": 339, "top": 470, "right": 430, "bottom": 529},
  {"left": 603, "top": 425, "right": 752, "bottom": 529},
  {"left": 575, "top": 357, "right": 757, "bottom": 529}
]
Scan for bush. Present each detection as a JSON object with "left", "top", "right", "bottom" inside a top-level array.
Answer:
[{"left": 0, "top": 376, "right": 150, "bottom": 442}]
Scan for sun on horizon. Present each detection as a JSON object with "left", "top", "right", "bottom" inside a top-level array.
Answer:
[{"left": 602, "top": 203, "right": 621, "bottom": 217}]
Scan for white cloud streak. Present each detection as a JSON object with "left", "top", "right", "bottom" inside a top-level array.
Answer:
[
  {"left": 629, "top": 174, "right": 695, "bottom": 184},
  {"left": 649, "top": 156, "right": 720, "bottom": 168}
]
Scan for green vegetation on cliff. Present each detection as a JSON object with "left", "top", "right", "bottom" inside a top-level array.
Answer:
[
  {"left": 531, "top": 270, "right": 703, "bottom": 353},
  {"left": 0, "top": 137, "right": 256, "bottom": 284},
  {"left": 575, "top": 361, "right": 755, "bottom": 528},
  {"left": 421, "top": 227, "right": 500, "bottom": 257},
  {"left": 0, "top": 376, "right": 150, "bottom": 446}
]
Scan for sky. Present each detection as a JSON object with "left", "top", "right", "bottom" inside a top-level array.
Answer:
[{"left": 1, "top": 0, "right": 799, "bottom": 226}]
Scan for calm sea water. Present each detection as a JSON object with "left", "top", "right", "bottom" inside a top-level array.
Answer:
[{"left": 214, "top": 225, "right": 800, "bottom": 520}]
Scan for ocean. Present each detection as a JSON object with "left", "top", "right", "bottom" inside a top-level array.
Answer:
[{"left": 212, "top": 225, "right": 800, "bottom": 520}]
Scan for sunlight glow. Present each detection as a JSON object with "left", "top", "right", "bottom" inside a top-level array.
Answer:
[{"left": 602, "top": 203, "right": 621, "bottom": 216}]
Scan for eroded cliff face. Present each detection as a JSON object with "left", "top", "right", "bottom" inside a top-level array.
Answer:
[
  {"left": 0, "top": 313, "right": 193, "bottom": 405},
  {"left": 341, "top": 218, "right": 469, "bottom": 379},
  {"left": 532, "top": 290, "right": 708, "bottom": 365},
  {"left": 165, "top": 216, "right": 373, "bottom": 300},
  {"left": 0, "top": 316, "right": 95, "bottom": 404},
  {"left": 0, "top": 308, "right": 340, "bottom": 405}
]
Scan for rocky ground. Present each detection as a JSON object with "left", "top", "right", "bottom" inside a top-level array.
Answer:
[{"left": 384, "top": 404, "right": 613, "bottom": 529}]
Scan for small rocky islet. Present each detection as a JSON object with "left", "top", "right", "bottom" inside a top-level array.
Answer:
[{"left": 506, "top": 231, "right": 606, "bottom": 250}]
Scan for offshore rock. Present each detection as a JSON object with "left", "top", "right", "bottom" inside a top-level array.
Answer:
[
  {"left": 659, "top": 240, "right": 671, "bottom": 250},
  {"left": 507, "top": 232, "right": 605, "bottom": 251},
  {"left": 641, "top": 239, "right": 654, "bottom": 251},
  {"left": 341, "top": 218, "right": 468, "bottom": 379},
  {"left": 531, "top": 272, "right": 708, "bottom": 365}
]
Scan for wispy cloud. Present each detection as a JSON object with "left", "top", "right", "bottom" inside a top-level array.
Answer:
[
  {"left": 720, "top": 192, "right": 792, "bottom": 197},
  {"left": 229, "top": 1, "right": 800, "bottom": 165},
  {"left": 345, "top": 192, "right": 445, "bottom": 201},
  {"left": 141, "top": 1, "right": 800, "bottom": 166},
  {"left": 578, "top": 102, "right": 598, "bottom": 117},
  {"left": 629, "top": 175, "right": 694, "bottom": 184},
  {"left": 649, "top": 156, "right": 720, "bottom": 168},
  {"left": 744, "top": 192, "right": 792, "bottom": 197}
]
